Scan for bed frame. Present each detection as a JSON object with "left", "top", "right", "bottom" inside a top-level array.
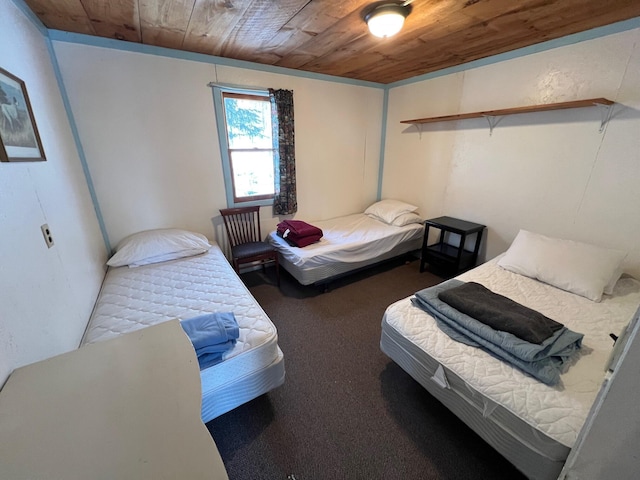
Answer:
[
  {"left": 82, "top": 242, "right": 285, "bottom": 422},
  {"left": 268, "top": 213, "right": 424, "bottom": 288},
  {"left": 381, "top": 320, "right": 568, "bottom": 479},
  {"left": 380, "top": 257, "right": 640, "bottom": 480},
  {"left": 277, "top": 240, "right": 420, "bottom": 288}
]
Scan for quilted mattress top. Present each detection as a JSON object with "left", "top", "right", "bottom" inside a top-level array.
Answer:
[
  {"left": 383, "top": 256, "right": 640, "bottom": 447},
  {"left": 82, "top": 243, "right": 276, "bottom": 362}
]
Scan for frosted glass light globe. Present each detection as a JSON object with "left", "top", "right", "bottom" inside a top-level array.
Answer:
[{"left": 367, "top": 11, "right": 406, "bottom": 38}]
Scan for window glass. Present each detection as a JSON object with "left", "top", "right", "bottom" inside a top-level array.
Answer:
[
  {"left": 228, "top": 150, "right": 274, "bottom": 198},
  {"left": 222, "top": 92, "right": 274, "bottom": 202}
]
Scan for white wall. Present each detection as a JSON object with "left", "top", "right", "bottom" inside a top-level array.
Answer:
[
  {"left": 384, "top": 28, "right": 640, "bottom": 278},
  {"left": 0, "top": 1, "right": 107, "bottom": 385},
  {"left": 52, "top": 42, "right": 384, "bottom": 251}
]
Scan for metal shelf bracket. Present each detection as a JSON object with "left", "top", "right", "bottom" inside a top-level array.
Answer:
[
  {"left": 595, "top": 102, "right": 613, "bottom": 133},
  {"left": 483, "top": 115, "right": 500, "bottom": 136}
]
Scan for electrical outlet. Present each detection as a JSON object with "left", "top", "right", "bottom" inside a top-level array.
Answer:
[{"left": 40, "top": 224, "right": 54, "bottom": 248}]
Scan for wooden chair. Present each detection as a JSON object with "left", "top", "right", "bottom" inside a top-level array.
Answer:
[{"left": 219, "top": 206, "right": 280, "bottom": 286}]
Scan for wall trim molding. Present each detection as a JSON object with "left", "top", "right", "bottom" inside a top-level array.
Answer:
[
  {"left": 10, "top": 0, "right": 48, "bottom": 37},
  {"left": 45, "top": 39, "right": 111, "bottom": 253},
  {"left": 377, "top": 89, "right": 389, "bottom": 201},
  {"left": 48, "top": 30, "right": 385, "bottom": 90}
]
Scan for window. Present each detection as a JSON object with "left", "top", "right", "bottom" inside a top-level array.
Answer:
[
  {"left": 218, "top": 90, "right": 275, "bottom": 205},
  {"left": 213, "top": 85, "right": 296, "bottom": 213}
]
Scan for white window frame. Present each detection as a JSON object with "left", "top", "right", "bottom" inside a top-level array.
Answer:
[{"left": 212, "top": 86, "right": 275, "bottom": 208}]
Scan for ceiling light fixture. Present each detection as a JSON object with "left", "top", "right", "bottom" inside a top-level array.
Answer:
[{"left": 364, "top": 2, "right": 412, "bottom": 39}]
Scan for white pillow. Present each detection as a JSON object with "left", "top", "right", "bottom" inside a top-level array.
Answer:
[
  {"left": 603, "top": 264, "right": 624, "bottom": 295},
  {"left": 107, "top": 228, "right": 211, "bottom": 267},
  {"left": 497, "top": 229, "right": 626, "bottom": 302},
  {"left": 391, "top": 212, "right": 424, "bottom": 227},
  {"left": 364, "top": 199, "right": 418, "bottom": 224}
]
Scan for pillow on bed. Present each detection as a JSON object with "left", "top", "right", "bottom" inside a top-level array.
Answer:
[
  {"left": 604, "top": 264, "right": 625, "bottom": 295},
  {"left": 365, "top": 199, "right": 418, "bottom": 224},
  {"left": 497, "top": 229, "right": 626, "bottom": 302},
  {"left": 391, "top": 212, "right": 424, "bottom": 227},
  {"left": 107, "top": 228, "right": 211, "bottom": 267}
]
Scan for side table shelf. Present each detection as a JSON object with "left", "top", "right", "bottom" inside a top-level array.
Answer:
[{"left": 420, "top": 216, "right": 486, "bottom": 276}]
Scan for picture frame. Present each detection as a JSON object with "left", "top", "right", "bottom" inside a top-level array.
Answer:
[{"left": 0, "top": 66, "right": 46, "bottom": 162}]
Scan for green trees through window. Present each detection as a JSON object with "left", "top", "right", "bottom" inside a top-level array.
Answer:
[{"left": 222, "top": 92, "right": 275, "bottom": 202}]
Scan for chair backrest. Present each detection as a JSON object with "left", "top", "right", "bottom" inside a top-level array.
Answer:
[{"left": 219, "top": 206, "right": 263, "bottom": 247}]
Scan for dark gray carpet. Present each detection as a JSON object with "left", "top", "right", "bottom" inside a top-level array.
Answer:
[{"left": 207, "top": 257, "right": 526, "bottom": 480}]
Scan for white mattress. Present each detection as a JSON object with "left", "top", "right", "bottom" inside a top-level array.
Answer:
[
  {"left": 82, "top": 242, "right": 284, "bottom": 421},
  {"left": 382, "top": 256, "right": 640, "bottom": 448},
  {"left": 268, "top": 213, "right": 423, "bottom": 284}
]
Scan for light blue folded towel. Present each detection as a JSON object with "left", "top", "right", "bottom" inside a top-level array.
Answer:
[{"left": 180, "top": 312, "right": 239, "bottom": 369}]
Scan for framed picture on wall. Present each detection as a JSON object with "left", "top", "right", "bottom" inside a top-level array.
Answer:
[{"left": 0, "top": 66, "right": 46, "bottom": 162}]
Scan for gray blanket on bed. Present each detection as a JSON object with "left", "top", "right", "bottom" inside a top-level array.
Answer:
[
  {"left": 438, "top": 281, "right": 563, "bottom": 344},
  {"left": 412, "top": 279, "right": 584, "bottom": 385}
]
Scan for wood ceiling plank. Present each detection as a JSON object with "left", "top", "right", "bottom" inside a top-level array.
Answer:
[
  {"left": 275, "top": 6, "right": 371, "bottom": 70},
  {"left": 338, "top": 1, "right": 539, "bottom": 82},
  {"left": 299, "top": 38, "right": 385, "bottom": 77},
  {"left": 182, "top": 0, "right": 254, "bottom": 55},
  {"left": 277, "top": 0, "right": 465, "bottom": 72},
  {"left": 297, "top": 0, "right": 558, "bottom": 79},
  {"left": 23, "top": 0, "right": 96, "bottom": 34},
  {"left": 346, "top": 0, "right": 640, "bottom": 82},
  {"left": 219, "top": 0, "right": 309, "bottom": 60},
  {"left": 80, "top": 0, "right": 141, "bottom": 42},
  {"left": 24, "top": 0, "right": 640, "bottom": 84},
  {"left": 139, "top": 0, "right": 196, "bottom": 49},
  {"left": 261, "top": 0, "right": 368, "bottom": 56}
]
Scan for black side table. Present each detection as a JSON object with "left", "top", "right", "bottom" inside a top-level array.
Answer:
[{"left": 420, "top": 216, "right": 486, "bottom": 275}]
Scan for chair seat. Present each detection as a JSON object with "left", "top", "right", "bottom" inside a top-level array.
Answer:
[{"left": 232, "top": 241, "right": 276, "bottom": 259}]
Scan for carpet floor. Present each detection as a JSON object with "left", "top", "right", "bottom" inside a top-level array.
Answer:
[{"left": 207, "top": 257, "right": 527, "bottom": 480}]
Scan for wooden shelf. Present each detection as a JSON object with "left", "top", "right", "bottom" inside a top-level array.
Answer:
[{"left": 401, "top": 98, "right": 614, "bottom": 125}]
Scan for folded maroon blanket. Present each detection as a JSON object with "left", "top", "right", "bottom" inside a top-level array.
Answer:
[{"left": 277, "top": 220, "right": 323, "bottom": 247}]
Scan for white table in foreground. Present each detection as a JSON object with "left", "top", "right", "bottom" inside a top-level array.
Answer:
[{"left": 0, "top": 320, "right": 228, "bottom": 480}]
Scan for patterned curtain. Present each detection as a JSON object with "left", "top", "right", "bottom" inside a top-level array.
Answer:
[{"left": 269, "top": 88, "right": 297, "bottom": 215}]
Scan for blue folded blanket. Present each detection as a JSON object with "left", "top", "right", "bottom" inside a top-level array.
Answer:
[
  {"left": 412, "top": 279, "right": 584, "bottom": 385},
  {"left": 180, "top": 312, "right": 239, "bottom": 370}
]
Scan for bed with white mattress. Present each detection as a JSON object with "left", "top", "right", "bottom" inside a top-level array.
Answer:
[
  {"left": 82, "top": 239, "right": 284, "bottom": 423},
  {"left": 381, "top": 250, "right": 640, "bottom": 480},
  {"left": 268, "top": 212, "right": 424, "bottom": 286}
]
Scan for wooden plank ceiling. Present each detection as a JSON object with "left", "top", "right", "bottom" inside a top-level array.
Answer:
[{"left": 24, "top": 0, "right": 640, "bottom": 84}]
